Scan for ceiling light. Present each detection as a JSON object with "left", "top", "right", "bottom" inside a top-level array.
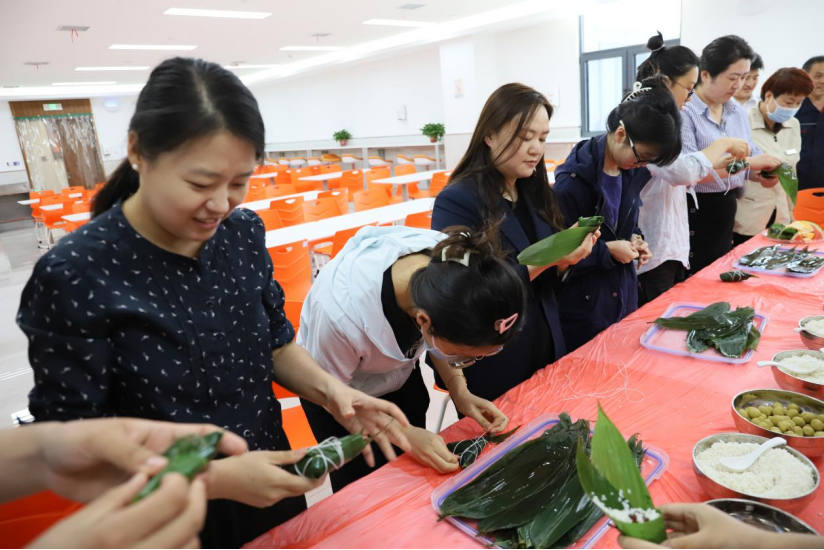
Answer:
[
  {"left": 75, "top": 66, "right": 150, "bottom": 71},
  {"left": 163, "top": 8, "right": 271, "bottom": 19},
  {"left": 280, "top": 46, "right": 344, "bottom": 52},
  {"left": 53, "top": 81, "right": 117, "bottom": 86},
  {"left": 57, "top": 25, "right": 91, "bottom": 32},
  {"left": 109, "top": 44, "right": 197, "bottom": 51},
  {"left": 362, "top": 19, "right": 434, "bottom": 27},
  {"left": 224, "top": 64, "right": 280, "bottom": 69}
]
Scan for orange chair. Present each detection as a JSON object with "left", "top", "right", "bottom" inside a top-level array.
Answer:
[
  {"left": 64, "top": 201, "right": 91, "bottom": 232},
  {"left": 302, "top": 197, "right": 342, "bottom": 222},
  {"left": 0, "top": 491, "right": 82, "bottom": 548},
  {"left": 270, "top": 196, "right": 305, "bottom": 227},
  {"left": 353, "top": 189, "right": 390, "bottom": 212},
  {"left": 265, "top": 183, "right": 297, "bottom": 198},
  {"left": 305, "top": 165, "right": 322, "bottom": 176},
  {"left": 40, "top": 195, "right": 72, "bottom": 245},
  {"left": 339, "top": 170, "right": 366, "bottom": 195},
  {"left": 283, "top": 299, "right": 303, "bottom": 333},
  {"left": 320, "top": 163, "right": 343, "bottom": 189},
  {"left": 60, "top": 185, "right": 85, "bottom": 196},
  {"left": 268, "top": 240, "right": 313, "bottom": 301},
  {"left": 274, "top": 169, "right": 292, "bottom": 185},
  {"left": 404, "top": 210, "right": 433, "bottom": 230},
  {"left": 280, "top": 404, "right": 318, "bottom": 450},
  {"left": 427, "top": 170, "right": 451, "bottom": 197},
  {"left": 94, "top": 182, "right": 105, "bottom": 190},
  {"left": 245, "top": 185, "right": 266, "bottom": 202},
  {"left": 291, "top": 168, "right": 323, "bottom": 193},
  {"left": 318, "top": 189, "right": 349, "bottom": 214},
  {"left": 365, "top": 167, "right": 398, "bottom": 201},
  {"left": 394, "top": 164, "right": 417, "bottom": 177},
  {"left": 390, "top": 164, "right": 430, "bottom": 200},
  {"left": 794, "top": 189, "right": 824, "bottom": 226},
  {"left": 257, "top": 209, "right": 284, "bottom": 231},
  {"left": 331, "top": 224, "right": 375, "bottom": 259}
]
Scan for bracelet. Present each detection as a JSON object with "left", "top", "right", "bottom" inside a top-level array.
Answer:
[{"left": 446, "top": 372, "right": 466, "bottom": 393}]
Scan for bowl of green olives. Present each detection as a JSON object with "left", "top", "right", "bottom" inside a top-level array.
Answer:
[
  {"left": 770, "top": 350, "right": 824, "bottom": 400},
  {"left": 732, "top": 389, "right": 824, "bottom": 457}
]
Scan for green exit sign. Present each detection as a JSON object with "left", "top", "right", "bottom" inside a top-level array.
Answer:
[{"left": 43, "top": 103, "right": 63, "bottom": 111}]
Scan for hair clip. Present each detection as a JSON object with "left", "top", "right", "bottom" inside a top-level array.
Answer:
[
  {"left": 495, "top": 313, "right": 518, "bottom": 334},
  {"left": 651, "top": 44, "right": 665, "bottom": 52},
  {"left": 622, "top": 81, "right": 652, "bottom": 103},
  {"left": 441, "top": 245, "right": 471, "bottom": 267}
]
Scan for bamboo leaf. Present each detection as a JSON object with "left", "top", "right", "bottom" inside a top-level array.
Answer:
[
  {"left": 764, "top": 163, "right": 798, "bottom": 204},
  {"left": 518, "top": 216, "right": 603, "bottom": 267}
]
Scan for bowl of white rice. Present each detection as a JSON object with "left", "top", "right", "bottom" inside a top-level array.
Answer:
[
  {"left": 693, "top": 433, "right": 819, "bottom": 513},
  {"left": 771, "top": 350, "right": 824, "bottom": 399},
  {"left": 798, "top": 315, "right": 824, "bottom": 349}
]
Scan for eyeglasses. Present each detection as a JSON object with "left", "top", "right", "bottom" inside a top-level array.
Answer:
[
  {"left": 619, "top": 120, "right": 662, "bottom": 166},
  {"left": 673, "top": 80, "right": 696, "bottom": 97},
  {"left": 447, "top": 346, "right": 504, "bottom": 369}
]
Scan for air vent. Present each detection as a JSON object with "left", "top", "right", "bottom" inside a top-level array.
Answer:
[
  {"left": 310, "top": 33, "right": 331, "bottom": 38},
  {"left": 24, "top": 62, "right": 50, "bottom": 66},
  {"left": 57, "top": 25, "right": 91, "bottom": 32},
  {"left": 398, "top": 3, "right": 425, "bottom": 10},
  {"left": 1, "top": 85, "right": 20, "bottom": 89}
]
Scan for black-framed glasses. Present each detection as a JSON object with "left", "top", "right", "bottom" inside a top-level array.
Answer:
[
  {"left": 619, "top": 120, "right": 662, "bottom": 166},
  {"left": 673, "top": 80, "right": 696, "bottom": 97}
]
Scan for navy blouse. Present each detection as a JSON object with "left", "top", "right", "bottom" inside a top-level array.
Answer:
[{"left": 17, "top": 203, "right": 294, "bottom": 452}]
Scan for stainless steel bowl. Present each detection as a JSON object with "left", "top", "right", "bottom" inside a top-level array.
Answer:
[
  {"left": 693, "top": 433, "right": 819, "bottom": 513},
  {"left": 770, "top": 350, "right": 824, "bottom": 399},
  {"left": 731, "top": 388, "right": 824, "bottom": 457},
  {"left": 798, "top": 315, "right": 824, "bottom": 350},
  {"left": 706, "top": 498, "right": 819, "bottom": 535}
]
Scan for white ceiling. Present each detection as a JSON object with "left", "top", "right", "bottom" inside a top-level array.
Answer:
[{"left": 0, "top": 0, "right": 529, "bottom": 91}]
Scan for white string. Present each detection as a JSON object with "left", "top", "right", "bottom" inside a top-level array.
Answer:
[
  {"left": 457, "top": 436, "right": 487, "bottom": 464},
  {"left": 560, "top": 358, "right": 646, "bottom": 404},
  {"left": 293, "top": 436, "right": 345, "bottom": 478}
]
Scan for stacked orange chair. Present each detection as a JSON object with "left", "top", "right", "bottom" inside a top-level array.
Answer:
[
  {"left": 404, "top": 210, "right": 433, "bottom": 230},
  {"left": 353, "top": 189, "right": 390, "bottom": 212},
  {"left": 64, "top": 201, "right": 91, "bottom": 232},
  {"left": 268, "top": 240, "right": 313, "bottom": 301},
  {"left": 270, "top": 197, "right": 305, "bottom": 227},
  {"left": 794, "top": 189, "right": 824, "bottom": 226},
  {"left": 265, "top": 183, "right": 297, "bottom": 199},
  {"left": 339, "top": 170, "right": 366, "bottom": 196},
  {"left": 302, "top": 197, "right": 342, "bottom": 222},
  {"left": 291, "top": 168, "right": 323, "bottom": 193},
  {"left": 320, "top": 164, "right": 343, "bottom": 189},
  {"left": 427, "top": 170, "right": 451, "bottom": 197},
  {"left": 317, "top": 189, "right": 349, "bottom": 214},
  {"left": 366, "top": 167, "right": 401, "bottom": 204},
  {"left": 392, "top": 164, "right": 429, "bottom": 200},
  {"left": 275, "top": 169, "right": 292, "bottom": 185},
  {"left": 331, "top": 224, "right": 375, "bottom": 259},
  {"left": 60, "top": 186, "right": 85, "bottom": 196},
  {"left": 245, "top": 184, "right": 266, "bottom": 202},
  {"left": 257, "top": 209, "right": 284, "bottom": 231},
  {"left": 40, "top": 194, "right": 72, "bottom": 246}
]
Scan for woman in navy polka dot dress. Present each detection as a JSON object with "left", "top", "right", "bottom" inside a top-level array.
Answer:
[{"left": 17, "top": 57, "right": 409, "bottom": 548}]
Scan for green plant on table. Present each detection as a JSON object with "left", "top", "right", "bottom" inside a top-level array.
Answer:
[
  {"left": 421, "top": 122, "right": 445, "bottom": 142},
  {"left": 333, "top": 129, "right": 352, "bottom": 143}
]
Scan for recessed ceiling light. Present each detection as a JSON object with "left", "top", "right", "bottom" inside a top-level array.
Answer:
[
  {"left": 397, "top": 3, "right": 425, "bottom": 10},
  {"left": 224, "top": 64, "right": 280, "bottom": 69},
  {"left": 75, "top": 66, "right": 150, "bottom": 71},
  {"left": 109, "top": 44, "right": 197, "bottom": 51},
  {"left": 362, "top": 18, "right": 434, "bottom": 27},
  {"left": 24, "top": 62, "right": 50, "bottom": 66},
  {"left": 163, "top": 8, "right": 271, "bottom": 19},
  {"left": 280, "top": 46, "right": 344, "bottom": 52},
  {"left": 53, "top": 81, "right": 117, "bottom": 86}
]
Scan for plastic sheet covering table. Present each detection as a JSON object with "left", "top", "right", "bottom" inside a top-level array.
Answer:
[{"left": 245, "top": 235, "right": 824, "bottom": 549}]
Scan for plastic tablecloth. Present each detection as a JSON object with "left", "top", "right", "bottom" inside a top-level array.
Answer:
[{"left": 246, "top": 235, "right": 824, "bottom": 549}]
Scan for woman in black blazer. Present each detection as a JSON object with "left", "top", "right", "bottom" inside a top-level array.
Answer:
[{"left": 431, "top": 83, "right": 598, "bottom": 401}]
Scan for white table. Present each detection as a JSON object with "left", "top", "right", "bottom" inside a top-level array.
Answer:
[
  {"left": 18, "top": 192, "right": 83, "bottom": 206},
  {"left": 265, "top": 198, "right": 435, "bottom": 249},
  {"left": 372, "top": 169, "right": 446, "bottom": 201},
  {"left": 62, "top": 212, "right": 91, "bottom": 223},
  {"left": 250, "top": 174, "right": 277, "bottom": 184}
]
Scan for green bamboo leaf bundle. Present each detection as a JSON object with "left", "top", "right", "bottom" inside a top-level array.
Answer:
[
  {"left": 518, "top": 216, "right": 603, "bottom": 267},
  {"left": 576, "top": 405, "right": 666, "bottom": 544},
  {"left": 719, "top": 270, "right": 757, "bottom": 282},
  {"left": 727, "top": 158, "right": 749, "bottom": 175},
  {"left": 763, "top": 162, "right": 798, "bottom": 204},
  {"left": 284, "top": 433, "right": 369, "bottom": 479},
  {"left": 446, "top": 425, "right": 520, "bottom": 468},
  {"left": 135, "top": 432, "right": 222, "bottom": 502}
]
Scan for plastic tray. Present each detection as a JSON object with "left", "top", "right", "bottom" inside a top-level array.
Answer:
[
  {"left": 640, "top": 302, "right": 767, "bottom": 364},
  {"left": 760, "top": 229, "right": 824, "bottom": 245},
  {"left": 431, "top": 413, "right": 670, "bottom": 549},
  {"left": 733, "top": 246, "right": 824, "bottom": 278}
]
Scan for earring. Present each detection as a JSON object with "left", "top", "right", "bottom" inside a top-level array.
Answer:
[{"left": 131, "top": 163, "right": 139, "bottom": 172}]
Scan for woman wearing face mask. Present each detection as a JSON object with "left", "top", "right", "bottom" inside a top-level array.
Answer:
[
  {"left": 681, "top": 35, "right": 784, "bottom": 274},
  {"left": 554, "top": 86, "right": 682, "bottom": 351},
  {"left": 431, "top": 83, "right": 598, "bottom": 401},
  {"left": 636, "top": 33, "right": 751, "bottom": 305},
  {"left": 733, "top": 68, "right": 815, "bottom": 246},
  {"left": 297, "top": 225, "right": 524, "bottom": 490},
  {"left": 17, "top": 57, "right": 410, "bottom": 548}
]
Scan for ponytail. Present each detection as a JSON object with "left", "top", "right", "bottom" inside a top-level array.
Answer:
[
  {"left": 410, "top": 223, "right": 526, "bottom": 347},
  {"left": 92, "top": 159, "right": 139, "bottom": 218}
]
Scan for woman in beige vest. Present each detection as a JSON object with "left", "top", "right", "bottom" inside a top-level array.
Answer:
[{"left": 734, "top": 68, "right": 815, "bottom": 245}]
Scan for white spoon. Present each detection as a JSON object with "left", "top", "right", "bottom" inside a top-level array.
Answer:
[
  {"left": 719, "top": 437, "right": 787, "bottom": 473},
  {"left": 757, "top": 360, "right": 818, "bottom": 375}
]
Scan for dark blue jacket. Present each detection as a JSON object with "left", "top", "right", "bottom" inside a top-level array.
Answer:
[
  {"left": 431, "top": 177, "right": 567, "bottom": 400},
  {"left": 796, "top": 97, "right": 824, "bottom": 190},
  {"left": 553, "top": 134, "right": 652, "bottom": 351}
]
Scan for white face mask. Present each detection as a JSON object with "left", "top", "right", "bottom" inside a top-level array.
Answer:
[{"left": 766, "top": 97, "right": 800, "bottom": 124}]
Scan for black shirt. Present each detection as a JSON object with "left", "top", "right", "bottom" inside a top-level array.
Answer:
[
  {"left": 380, "top": 263, "right": 421, "bottom": 358},
  {"left": 18, "top": 203, "right": 293, "bottom": 452},
  {"left": 796, "top": 97, "right": 824, "bottom": 190}
]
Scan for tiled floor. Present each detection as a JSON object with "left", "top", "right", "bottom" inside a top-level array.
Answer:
[{"left": 0, "top": 219, "right": 458, "bottom": 505}]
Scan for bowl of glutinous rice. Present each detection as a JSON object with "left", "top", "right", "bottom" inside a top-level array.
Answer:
[
  {"left": 770, "top": 350, "right": 824, "bottom": 399},
  {"left": 798, "top": 315, "right": 824, "bottom": 349},
  {"left": 693, "top": 433, "right": 819, "bottom": 513}
]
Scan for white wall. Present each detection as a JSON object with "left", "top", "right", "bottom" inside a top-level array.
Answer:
[
  {"left": 0, "top": 102, "right": 25, "bottom": 174},
  {"left": 252, "top": 48, "right": 444, "bottom": 144},
  {"left": 681, "top": 0, "right": 822, "bottom": 85}
]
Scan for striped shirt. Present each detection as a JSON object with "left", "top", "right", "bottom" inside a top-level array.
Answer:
[{"left": 680, "top": 93, "right": 762, "bottom": 193}]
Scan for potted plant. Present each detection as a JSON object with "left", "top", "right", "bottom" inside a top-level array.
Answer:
[
  {"left": 333, "top": 130, "right": 352, "bottom": 146},
  {"left": 421, "top": 123, "right": 445, "bottom": 143}
]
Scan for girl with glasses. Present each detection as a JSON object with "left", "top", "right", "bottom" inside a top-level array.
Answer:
[{"left": 297, "top": 225, "right": 525, "bottom": 491}]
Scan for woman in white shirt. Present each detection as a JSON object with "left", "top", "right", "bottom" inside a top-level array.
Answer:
[
  {"left": 733, "top": 67, "right": 815, "bottom": 245},
  {"left": 636, "top": 33, "right": 751, "bottom": 304},
  {"left": 297, "top": 224, "right": 524, "bottom": 491}
]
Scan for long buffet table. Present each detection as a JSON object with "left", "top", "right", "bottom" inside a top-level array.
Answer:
[{"left": 246, "top": 234, "right": 824, "bottom": 549}]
